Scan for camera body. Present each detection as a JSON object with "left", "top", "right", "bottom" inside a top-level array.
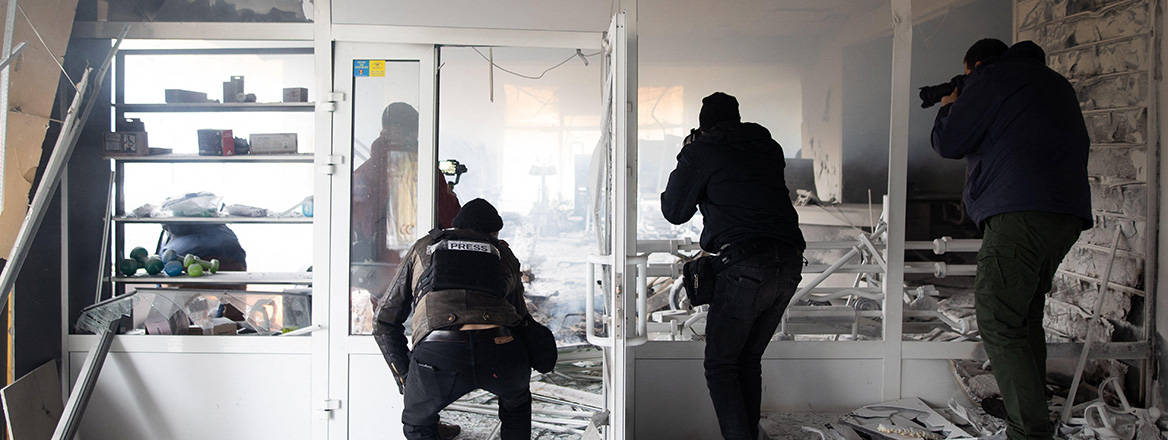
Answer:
[{"left": 919, "top": 74, "right": 967, "bottom": 108}]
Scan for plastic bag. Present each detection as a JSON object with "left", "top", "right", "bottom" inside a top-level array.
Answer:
[
  {"left": 225, "top": 204, "right": 269, "bottom": 217},
  {"left": 161, "top": 192, "right": 223, "bottom": 217},
  {"left": 130, "top": 203, "right": 160, "bottom": 218}
]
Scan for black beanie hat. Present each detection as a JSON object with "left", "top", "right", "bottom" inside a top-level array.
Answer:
[
  {"left": 453, "top": 198, "right": 503, "bottom": 234},
  {"left": 699, "top": 92, "right": 741, "bottom": 129}
]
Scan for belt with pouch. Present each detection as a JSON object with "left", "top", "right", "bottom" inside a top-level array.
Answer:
[
  {"left": 717, "top": 237, "right": 796, "bottom": 266},
  {"left": 421, "top": 326, "right": 511, "bottom": 343}
]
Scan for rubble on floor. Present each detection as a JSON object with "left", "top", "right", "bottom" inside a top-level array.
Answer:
[
  {"left": 779, "top": 380, "right": 1168, "bottom": 440},
  {"left": 840, "top": 397, "right": 974, "bottom": 440},
  {"left": 440, "top": 346, "right": 603, "bottom": 439},
  {"left": 766, "top": 366, "right": 1168, "bottom": 438}
]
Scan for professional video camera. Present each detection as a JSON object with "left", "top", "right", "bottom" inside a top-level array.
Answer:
[{"left": 919, "top": 74, "right": 966, "bottom": 108}]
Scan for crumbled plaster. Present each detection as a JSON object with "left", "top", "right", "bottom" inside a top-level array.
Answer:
[
  {"left": 1079, "top": 216, "right": 1144, "bottom": 248},
  {"left": 1076, "top": 74, "right": 1148, "bottom": 110},
  {"left": 1059, "top": 247, "right": 1144, "bottom": 288},
  {"left": 1083, "top": 109, "right": 1146, "bottom": 144},
  {"left": 1018, "top": 0, "right": 1151, "bottom": 51},
  {"left": 1046, "top": 291, "right": 1124, "bottom": 342},
  {"left": 1087, "top": 148, "right": 1147, "bottom": 183},
  {"left": 1049, "top": 37, "right": 1149, "bottom": 81},
  {"left": 1089, "top": 184, "right": 1147, "bottom": 219},
  {"left": 1018, "top": 0, "right": 1152, "bottom": 346},
  {"left": 1017, "top": 0, "right": 1140, "bottom": 29}
]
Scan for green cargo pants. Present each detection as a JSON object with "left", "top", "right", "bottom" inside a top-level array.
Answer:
[{"left": 975, "top": 211, "right": 1082, "bottom": 440}]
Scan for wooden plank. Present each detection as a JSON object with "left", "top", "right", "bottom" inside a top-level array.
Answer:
[{"left": 1, "top": 361, "right": 62, "bottom": 439}]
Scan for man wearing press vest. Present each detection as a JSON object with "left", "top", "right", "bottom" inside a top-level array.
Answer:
[{"left": 373, "top": 198, "right": 543, "bottom": 440}]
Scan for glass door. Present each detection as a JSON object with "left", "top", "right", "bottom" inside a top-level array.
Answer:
[{"left": 328, "top": 42, "right": 436, "bottom": 440}]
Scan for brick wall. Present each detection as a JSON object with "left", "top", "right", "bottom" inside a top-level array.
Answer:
[{"left": 1015, "top": 0, "right": 1156, "bottom": 349}]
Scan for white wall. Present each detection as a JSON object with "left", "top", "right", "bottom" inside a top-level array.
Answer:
[
  {"left": 801, "top": 0, "right": 1013, "bottom": 203},
  {"left": 631, "top": 343, "right": 967, "bottom": 438},
  {"left": 331, "top": 0, "right": 612, "bottom": 31},
  {"left": 71, "top": 349, "right": 312, "bottom": 439}
]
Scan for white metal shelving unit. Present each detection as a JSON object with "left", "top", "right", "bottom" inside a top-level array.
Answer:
[
  {"left": 100, "top": 46, "right": 317, "bottom": 296},
  {"left": 103, "top": 152, "right": 315, "bottom": 294}
]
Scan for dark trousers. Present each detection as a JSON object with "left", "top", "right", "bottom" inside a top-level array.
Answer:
[
  {"left": 704, "top": 251, "right": 803, "bottom": 440},
  {"left": 402, "top": 331, "right": 532, "bottom": 440},
  {"left": 975, "top": 212, "right": 1081, "bottom": 440}
]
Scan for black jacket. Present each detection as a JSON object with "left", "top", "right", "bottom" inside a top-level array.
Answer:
[
  {"left": 660, "top": 122, "right": 805, "bottom": 252},
  {"left": 931, "top": 44, "right": 1092, "bottom": 229}
]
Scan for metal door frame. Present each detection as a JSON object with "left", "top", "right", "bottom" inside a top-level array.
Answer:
[{"left": 326, "top": 41, "right": 437, "bottom": 439}]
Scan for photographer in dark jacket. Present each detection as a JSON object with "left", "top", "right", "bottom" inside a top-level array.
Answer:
[
  {"left": 931, "top": 39, "right": 1091, "bottom": 440},
  {"left": 661, "top": 92, "right": 805, "bottom": 440},
  {"left": 373, "top": 199, "right": 534, "bottom": 440}
]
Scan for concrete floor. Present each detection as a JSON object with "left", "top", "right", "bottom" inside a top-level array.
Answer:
[{"left": 760, "top": 412, "right": 848, "bottom": 440}]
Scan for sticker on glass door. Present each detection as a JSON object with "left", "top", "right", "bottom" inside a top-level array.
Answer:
[{"left": 354, "top": 60, "right": 387, "bottom": 78}]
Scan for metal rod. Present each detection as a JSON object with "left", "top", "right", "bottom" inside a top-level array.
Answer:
[
  {"left": 0, "top": 0, "right": 16, "bottom": 211},
  {"left": 51, "top": 318, "right": 118, "bottom": 440},
  {"left": 0, "top": 0, "right": 18, "bottom": 213},
  {"left": 93, "top": 172, "right": 115, "bottom": 304},
  {"left": 0, "top": 41, "right": 26, "bottom": 72},
  {"left": 791, "top": 247, "right": 860, "bottom": 303},
  {"left": 0, "top": 28, "right": 124, "bottom": 311},
  {"left": 1060, "top": 227, "right": 1123, "bottom": 423}
]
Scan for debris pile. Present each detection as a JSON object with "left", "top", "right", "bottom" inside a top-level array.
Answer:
[
  {"left": 441, "top": 346, "right": 605, "bottom": 439},
  {"left": 794, "top": 382, "right": 1168, "bottom": 440}
]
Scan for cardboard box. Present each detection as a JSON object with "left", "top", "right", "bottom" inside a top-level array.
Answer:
[
  {"left": 282, "top": 87, "right": 308, "bottom": 102},
  {"left": 249, "top": 133, "right": 297, "bottom": 154},
  {"left": 103, "top": 132, "right": 149, "bottom": 156},
  {"left": 197, "top": 129, "right": 236, "bottom": 156}
]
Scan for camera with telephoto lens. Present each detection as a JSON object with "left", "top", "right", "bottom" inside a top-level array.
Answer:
[{"left": 919, "top": 74, "right": 967, "bottom": 108}]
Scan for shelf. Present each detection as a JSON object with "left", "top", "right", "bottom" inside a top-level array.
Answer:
[
  {"left": 113, "top": 271, "right": 312, "bottom": 285},
  {"left": 114, "top": 216, "right": 312, "bottom": 224},
  {"left": 108, "top": 153, "right": 314, "bottom": 163},
  {"left": 117, "top": 102, "right": 315, "bottom": 113}
]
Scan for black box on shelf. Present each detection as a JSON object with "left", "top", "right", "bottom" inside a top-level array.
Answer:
[
  {"left": 283, "top": 87, "right": 308, "bottom": 103},
  {"left": 164, "top": 89, "right": 209, "bottom": 103},
  {"left": 103, "top": 132, "right": 149, "bottom": 156},
  {"left": 104, "top": 118, "right": 149, "bottom": 156},
  {"left": 116, "top": 117, "right": 146, "bottom": 132},
  {"left": 197, "top": 129, "right": 237, "bottom": 156},
  {"left": 222, "top": 75, "right": 244, "bottom": 103}
]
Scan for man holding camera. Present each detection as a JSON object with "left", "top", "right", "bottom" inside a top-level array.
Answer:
[
  {"left": 373, "top": 199, "right": 540, "bottom": 440},
  {"left": 661, "top": 92, "right": 805, "bottom": 440},
  {"left": 931, "top": 39, "right": 1091, "bottom": 440}
]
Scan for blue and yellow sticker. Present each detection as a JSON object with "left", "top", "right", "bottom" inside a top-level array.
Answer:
[
  {"left": 353, "top": 59, "right": 370, "bottom": 77},
  {"left": 354, "top": 59, "right": 387, "bottom": 77}
]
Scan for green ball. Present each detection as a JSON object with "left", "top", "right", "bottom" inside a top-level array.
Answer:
[
  {"left": 117, "top": 258, "right": 139, "bottom": 277},
  {"left": 129, "top": 247, "right": 149, "bottom": 265},
  {"left": 187, "top": 264, "right": 204, "bottom": 277},
  {"left": 144, "top": 257, "right": 165, "bottom": 275}
]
